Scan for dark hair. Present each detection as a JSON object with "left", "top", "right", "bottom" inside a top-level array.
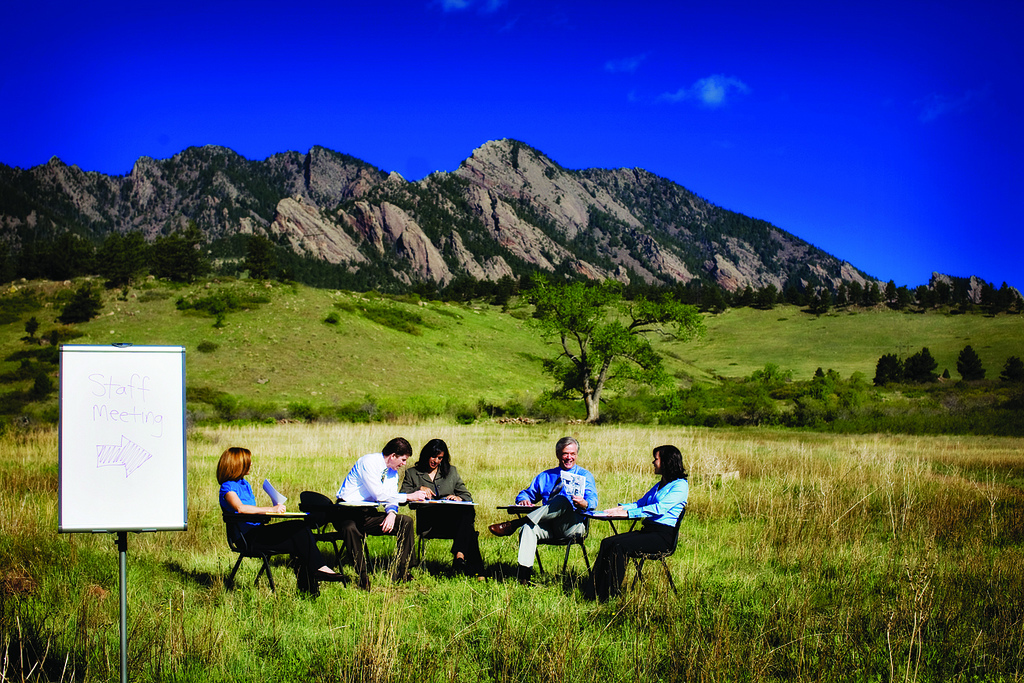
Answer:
[
  {"left": 216, "top": 447, "right": 251, "bottom": 484},
  {"left": 654, "top": 444, "right": 687, "bottom": 487},
  {"left": 414, "top": 438, "right": 451, "bottom": 478},
  {"left": 382, "top": 437, "right": 412, "bottom": 458}
]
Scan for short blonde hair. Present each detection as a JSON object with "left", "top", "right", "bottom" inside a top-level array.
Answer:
[{"left": 216, "top": 447, "right": 252, "bottom": 484}]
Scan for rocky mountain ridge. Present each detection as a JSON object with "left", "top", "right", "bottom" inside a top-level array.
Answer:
[{"left": 1, "top": 139, "right": 894, "bottom": 293}]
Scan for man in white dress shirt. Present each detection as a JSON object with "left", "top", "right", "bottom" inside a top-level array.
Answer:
[{"left": 335, "top": 437, "right": 429, "bottom": 589}]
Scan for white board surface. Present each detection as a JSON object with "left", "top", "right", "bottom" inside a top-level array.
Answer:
[{"left": 59, "top": 345, "right": 187, "bottom": 532}]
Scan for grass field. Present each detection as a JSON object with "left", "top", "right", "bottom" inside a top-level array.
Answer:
[{"left": 2, "top": 423, "right": 1023, "bottom": 682}]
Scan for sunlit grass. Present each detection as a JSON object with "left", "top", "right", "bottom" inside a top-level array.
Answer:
[{"left": 2, "top": 424, "right": 1023, "bottom": 681}]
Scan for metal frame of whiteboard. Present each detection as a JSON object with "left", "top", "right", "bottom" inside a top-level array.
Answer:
[{"left": 58, "top": 345, "right": 187, "bottom": 533}]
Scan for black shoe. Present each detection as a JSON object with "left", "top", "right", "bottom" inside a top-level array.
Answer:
[
  {"left": 453, "top": 556, "right": 467, "bottom": 574},
  {"left": 316, "top": 570, "right": 345, "bottom": 583}
]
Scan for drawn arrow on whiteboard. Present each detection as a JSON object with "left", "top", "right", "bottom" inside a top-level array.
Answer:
[{"left": 96, "top": 436, "right": 153, "bottom": 477}]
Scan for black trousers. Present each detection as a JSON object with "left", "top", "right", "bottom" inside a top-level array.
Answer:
[
  {"left": 594, "top": 521, "right": 676, "bottom": 601},
  {"left": 333, "top": 509, "right": 415, "bottom": 584},
  {"left": 241, "top": 520, "right": 325, "bottom": 594},
  {"left": 414, "top": 506, "right": 484, "bottom": 572}
]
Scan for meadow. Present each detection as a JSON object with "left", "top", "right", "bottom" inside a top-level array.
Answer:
[{"left": 2, "top": 422, "right": 1023, "bottom": 682}]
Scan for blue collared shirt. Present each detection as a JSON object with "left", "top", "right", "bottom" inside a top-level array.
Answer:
[
  {"left": 622, "top": 478, "right": 688, "bottom": 527},
  {"left": 515, "top": 465, "right": 598, "bottom": 511}
]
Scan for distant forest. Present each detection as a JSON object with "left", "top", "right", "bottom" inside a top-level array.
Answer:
[{"left": 2, "top": 227, "right": 1022, "bottom": 316}]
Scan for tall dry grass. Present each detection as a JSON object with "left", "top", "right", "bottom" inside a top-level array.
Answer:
[{"left": 1, "top": 423, "right": 1022, "bottom": 682}]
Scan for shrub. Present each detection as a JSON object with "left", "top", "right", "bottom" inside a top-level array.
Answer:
[
  {"left": 323, "top": 312, "right": 340, "bottom": 325},
  {"left": 287, "top": 401, "right": 319, "bottom": 422},
  {"left": 57, "top": 283, "right": 103, "bottom": 324},
  {"left": 196, "top": 341, "right": 219, "bottom": 353}
]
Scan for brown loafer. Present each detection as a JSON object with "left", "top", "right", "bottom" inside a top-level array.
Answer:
[{"left": 489, "top": 519, "right": 524, "bottom": 537}]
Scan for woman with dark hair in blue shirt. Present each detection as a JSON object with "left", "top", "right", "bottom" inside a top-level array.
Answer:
[
  {"left": 591, "top": 444, "right": 688, "bottom": 601},
  {"left": 218, "top": 446, "right": 343, "bottom": 596}
]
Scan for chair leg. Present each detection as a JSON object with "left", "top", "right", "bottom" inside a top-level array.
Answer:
[
  {"left": 660, "top": 558, "right": 678, "bottom": 595},
  {"left": 630, "top": 557, "right": 647, "bottom": 592},
  {"left": 561, "top": 544, "right": 572, "bottom": 574},
  {"left": 227, "top": 554, "right": 246, "bottom": 590},
  {"left": 414, "top": 535, "right": 425, "bottom": 567},
  {"left": 535, "top": 547, "right": 545, "bottom": 574},
  {"left": 255, "top": 555, "right": 276, "bottom": 592},
  {"left": 579, "top": 542, "right": 591, "bottom": 573}
]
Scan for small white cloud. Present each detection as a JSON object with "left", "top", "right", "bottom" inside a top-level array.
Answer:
[
  {"left": 660, "top": 74, "right": 750, "bottom": 108},
  {"left": 918, "top": 86, "right": 989, "bottom": 123},
  {"left": 605, "top": 53, "right": 648, "bottom": 74},
  {"left": 439, "top": 0, "right": 506, "bottom": 12}
]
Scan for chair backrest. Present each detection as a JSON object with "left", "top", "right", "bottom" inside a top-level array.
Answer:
[
  {"left": 299, "top": 491, "right": 335, "bottom": 529},
  {"left": 223, "top": 511, "right": 248, "bottom": 553},
  {"left": 666, "top": 505, "right": 687, "bottom": 553}
]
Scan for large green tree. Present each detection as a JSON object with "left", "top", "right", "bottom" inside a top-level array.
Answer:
[
  {"left": 150, "top": 222, "right": 209, "bottom": 283},
  {"left": 97, "top": 232, "right": 148, "bottom": 288},
  {"left": 530, "top": 280, "right": 704, "bottom": 422},
  {"left": 243, "top": 234, "right": 277, "bottom": 280}
]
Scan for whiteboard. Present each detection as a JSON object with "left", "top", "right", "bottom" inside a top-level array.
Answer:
[{"left": 59, "top": 345, "right": 187, "bottom": 533}]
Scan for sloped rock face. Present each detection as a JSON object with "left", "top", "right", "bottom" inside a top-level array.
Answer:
[
  {"left": 271, "top": 198, "right": 367, "bottom": 265},
  {"left": 335, "top": 201, "right": 453, "bottom": 284},
  {"left": 1, "top": 137, "right": 896, "bottom": 292}
]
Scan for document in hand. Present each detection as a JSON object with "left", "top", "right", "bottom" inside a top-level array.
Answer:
[
  {"left": 559, "top": 471, "right": 587, "bottom": 498},
  {"left": 262, "top": 479, "right": 287, "bottom": 506}
]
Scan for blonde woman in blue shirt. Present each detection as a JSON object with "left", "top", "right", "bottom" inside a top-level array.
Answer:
[{"left": 591, "top": 444, "right": 688, "bottom": 601}]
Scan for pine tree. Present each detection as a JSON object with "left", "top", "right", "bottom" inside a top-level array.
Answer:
[
  {"left": 58, "top": 282, "right": 103, "bottom": 324},
  {"left": 1000, "top": 356, "right": 1024, "bottom": 383},
  {"left": 874, "top": 353, "right": 904, "bottom": 386},
  {"left": 956, "top": 345, "right": 985, "bottom": 381},
  {"left": 904, "top": 347, "right": 938, "bottom": 383}
]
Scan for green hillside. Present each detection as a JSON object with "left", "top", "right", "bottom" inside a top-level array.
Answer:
[
  {"left": 2, "top": 278, "right": 1022, "bottom": 423},
  {"left": 682, "top": 305, "right": 1024, "bottom": 382}
]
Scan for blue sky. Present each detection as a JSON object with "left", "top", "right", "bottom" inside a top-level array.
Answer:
[{"left": 2, "top": 0, "right": 1020, "bottom": 289}]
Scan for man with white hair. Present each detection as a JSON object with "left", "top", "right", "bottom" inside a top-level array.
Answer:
[{"left": 489, "top": 436, "right": 598, "bottom": 584}]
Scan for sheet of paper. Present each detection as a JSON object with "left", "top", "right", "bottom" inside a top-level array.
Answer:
[
  {"left": 560, "top": 471, "right": 586, "bottom": 498},
  {"left": 262, "top": 479, "right": 287, "bottom": 506}
]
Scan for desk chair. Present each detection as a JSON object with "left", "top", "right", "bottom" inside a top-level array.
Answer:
[
  {"left": 298, "top": 491, "right": 348, "bottom": 569},
  {"left": 223, "top": 512, "right": 284, "bottom": 591},
  {"left": 536, "top": 518, "right": 591, "bottom": 575},
  {"left": 629, "top": 507, "right": 686, "bottom": 595},
  {"left": 412, "top": 509, "right": 459, "bottom": 566}
]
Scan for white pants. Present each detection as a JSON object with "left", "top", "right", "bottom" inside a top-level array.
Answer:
[{"left": 516, "top": 496, "right": 586, "bottom": 567}]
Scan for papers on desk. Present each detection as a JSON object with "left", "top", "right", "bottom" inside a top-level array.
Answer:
[
  {"left": 335, "top": 500, "right": 381, "bottom": 507},
  {"left": 262, "top": 479, "right": 287, "bottom": 506},
  {"left": 412, "top": 499, "right": 476, "bottom": 505}
]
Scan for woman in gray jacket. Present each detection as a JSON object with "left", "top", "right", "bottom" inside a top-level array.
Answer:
[{"left": 401, "top": 439, "right": 484, "bottom": 575}]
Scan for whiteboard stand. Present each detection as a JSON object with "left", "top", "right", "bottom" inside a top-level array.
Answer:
[
  {"left": 117, "top": 532, "right": 128, "bottom": 683},
  {"left": 58, "top": 344, "right": 188, "bottom": 683}
]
